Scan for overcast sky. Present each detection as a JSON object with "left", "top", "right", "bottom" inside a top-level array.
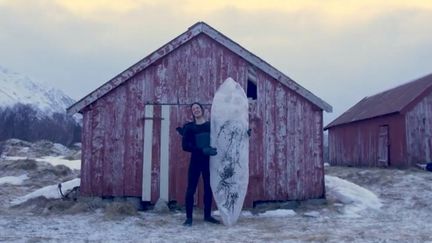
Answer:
[{"left": 1, "top": 0, "right": 431, "bottom": 124}]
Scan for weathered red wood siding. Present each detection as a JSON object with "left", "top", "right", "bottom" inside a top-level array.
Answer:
[
  {"left": 405, "top": 91, "right": 432, "bottom": 164},
  {"left": 80, "top": 33, "right": 325, "bottom": 206},
  {"left": 79, "top": 78, "right": 145, "bottom": 196},
  {"left": 80, "top": 107, "right": 92, "bottom": 195},
  {"left": 245, "top": 69, "right": 324, "bottom": 205},
  {"left": 328, "top": 114, "right": 407, "bottom": 167}
]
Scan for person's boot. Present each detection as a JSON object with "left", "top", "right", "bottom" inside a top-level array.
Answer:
[
  {"left": 183, "top": 218, "right": 192, "bottom": 226},
  {"left": 204, "top": 216, "right": 220, "bottom": 224},
  {"left": 416, "top": 163, "right": 427, "bottom": 170}
]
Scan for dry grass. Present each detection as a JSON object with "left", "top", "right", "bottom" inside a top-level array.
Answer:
[
  {"left": 104, "top": 202, "right": 138, "bottom": 220},
  {"left": 1, "top": 159, "right": 38, "bottom": 171}
]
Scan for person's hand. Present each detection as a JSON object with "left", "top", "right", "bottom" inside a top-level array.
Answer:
[
  {"left": 176, "top": 127, "right": 184, "bottom": 136},
  {"left": 202, "top": 147, "right": 217, "bottom": 156}
]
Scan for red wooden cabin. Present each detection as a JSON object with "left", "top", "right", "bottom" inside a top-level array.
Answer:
[
  {"left": 67, "top": 22, "right": 332, "bottom": 207},
  {"left": 325, "top": 73, "right": 432, "bottom": 167}
]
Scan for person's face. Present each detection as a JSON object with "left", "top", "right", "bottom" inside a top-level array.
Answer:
[{"left": 191, "top": 104, "right": 203, "bottom": 118}]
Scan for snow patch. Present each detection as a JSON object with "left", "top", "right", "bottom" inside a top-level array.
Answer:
[
  {"left": 0, "top": 174, "right": 28, "bottom": 185},
  {"left": 36, "top": 156, "right": 81, "bottom": 170},
  {"left": 241, "top": 211, "right": 253, "bottom": 217},
  {"left": 11, "top": 178, "right": 80, "bottom": 205},
  {"left": 258, "top": 209, "right": 296, "bottom": 217},
  {"left": 3, "top": 156, "right": 28, "bottom": 161},
  {"left": 325, "top": 175, "right": 382, "bottom": 217}
]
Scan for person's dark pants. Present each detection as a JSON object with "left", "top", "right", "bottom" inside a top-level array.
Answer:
[
  {"left": 185, "top": 158, "right": 212, "bottom": 219},
  {"left": 426, "top": 162, "right": 432, "bottom": 172}
]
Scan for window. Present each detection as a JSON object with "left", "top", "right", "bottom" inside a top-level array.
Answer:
[
  {"left": 247, "top": 67, "right": 257, "bottom": 100},
  {"left": 247, "top": 79, "right": 257, "bottom": 100}
]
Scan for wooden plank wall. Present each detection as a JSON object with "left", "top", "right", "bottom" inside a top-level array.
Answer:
[
  {"left": 246, "top": 69, "right": 324, "bottom": 204},
  {"left": 328, "top": 115, "right": 406, "bottom": 167},
  {"left": 406, "top": 92, "right": 432, "bottom": 164}
]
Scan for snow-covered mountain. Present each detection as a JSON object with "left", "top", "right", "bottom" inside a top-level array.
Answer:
[
  {"left": 0, "top": 66, "right": 74, "bottom": 116},
  {"left": 0, "top": 65, "right": 81, "bottom": 146}
]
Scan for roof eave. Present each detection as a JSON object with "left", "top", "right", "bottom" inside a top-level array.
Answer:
[
  {"left": 324, "top": 111, "right": 401, "bottom": 130},
  {"left": 400, "top": 84, "right": 432, "bottom": 115}
]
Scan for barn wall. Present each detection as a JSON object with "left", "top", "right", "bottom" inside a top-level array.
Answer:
[
  {"left": 80, "top": 81, "right": 145, "bottom": 197},
  {"left": 246, "top": 69, "right": 324, "bottom": 205},
  {"left": 81, "top": 33, "right": 325, "bottom": 206},
  {"left": 328, "top": 114, "right": 406, "bottom": 167},
  {"left": 405, "top": 91, "right": 432, "bottom": 164},
  {"left": 80, "top": 107, "right": 92, "bottom": 195}
]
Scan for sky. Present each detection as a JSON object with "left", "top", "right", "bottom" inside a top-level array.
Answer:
[{"left": 1, "top": 0, "right": 431, "bottom": 124}]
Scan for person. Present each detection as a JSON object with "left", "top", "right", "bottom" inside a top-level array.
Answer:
[
  {"left": 181, "top": 102, "right": 219, "bottom": 226},
  {"left": 416, "top": 162, "right": 432, "bottom": 172}
]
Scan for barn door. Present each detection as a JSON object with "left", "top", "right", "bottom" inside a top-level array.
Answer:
[
  {"left": 142, "top": 105, "right": 170, "bottom": 202},
  {"left": 378, "top": 125, "right": 389, "bottom": 166}
]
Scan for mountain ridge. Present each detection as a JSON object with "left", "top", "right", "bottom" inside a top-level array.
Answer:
[
  {"left": 0, "top": 65, "right": 81, "bottom": 146},
  {"left": 0, "top": 66, "right": 75, "bottom": 116}
]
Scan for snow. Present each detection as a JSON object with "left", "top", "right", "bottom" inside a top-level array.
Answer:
[
  {"left": 214, "top": 210, "right": 254, "bottom": 218},
  {"left": 258, "top": 209, "right": 296, "bottom": 217},
  {"left": 36, "top": 156, "right": 81, "bottom": 170},
  {"left": 2, "top": 156, "right": 27, "bottom": 161},
  {"left": 11, "top": 178, "right": 80, "bottom": 205},
  {"left": 325, "top": 175, "right": 382, "bottom": 218},
  {"left": 0, "top": 65, "right": 75, "bottom": 116},
  {"left": 0, "top": 174, "right": 28, "bottom": 185},
  {"left": 240, "top": 211, "right": 253, "bottom": 217}
]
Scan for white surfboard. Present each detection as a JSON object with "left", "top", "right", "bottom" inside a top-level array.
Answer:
[{"left": 210, "top": 77, "right": 249, "bottom": 226}]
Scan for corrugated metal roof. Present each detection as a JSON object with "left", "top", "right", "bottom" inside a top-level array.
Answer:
[
  {"left": 67, "top": 22, "right": 332, "bottom": 115},
  {"left": 325, "top": 73, "right": 432, "bottom": 129}
]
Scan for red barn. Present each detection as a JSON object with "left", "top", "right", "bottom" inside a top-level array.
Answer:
[
  {"left": 67, "top": 22, "right": 332, "bottom": 208},
  {"left": 325, "top": 74, "right": 432, "bottom": 167}
]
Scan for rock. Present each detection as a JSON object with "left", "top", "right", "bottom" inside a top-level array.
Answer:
[
  {"left": 63, "top": 150, "right": 81, "bottom": 160},
  {"left": 153, "top": 198, "right": 170, "bottom": 213},
  {"left": 32, "top": 140, "right": 71, "bottom": 157}
]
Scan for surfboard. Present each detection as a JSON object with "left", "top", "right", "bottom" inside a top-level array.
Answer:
[{"left": 210, "top": 77, "right": 249, "bottom": 226}]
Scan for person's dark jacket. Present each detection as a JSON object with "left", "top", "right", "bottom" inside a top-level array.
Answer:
[
  {"left": 179, "top": 120, "right": 218, "bottom": 158},
  {"left": 182, "top": 121, "right": 210, "bottom": 156}
]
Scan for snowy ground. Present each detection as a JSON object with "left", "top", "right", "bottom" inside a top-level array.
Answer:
[{"left": 1, "top": 142, "right": 432, "bottom": 242}]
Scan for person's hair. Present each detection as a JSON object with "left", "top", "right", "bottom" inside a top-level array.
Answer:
[
  {"left": 190, "top": 102, "right": 204, "bottom": 120},
  {"left": 191, "top": 102, "right": 204, "bottom": 111}
]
